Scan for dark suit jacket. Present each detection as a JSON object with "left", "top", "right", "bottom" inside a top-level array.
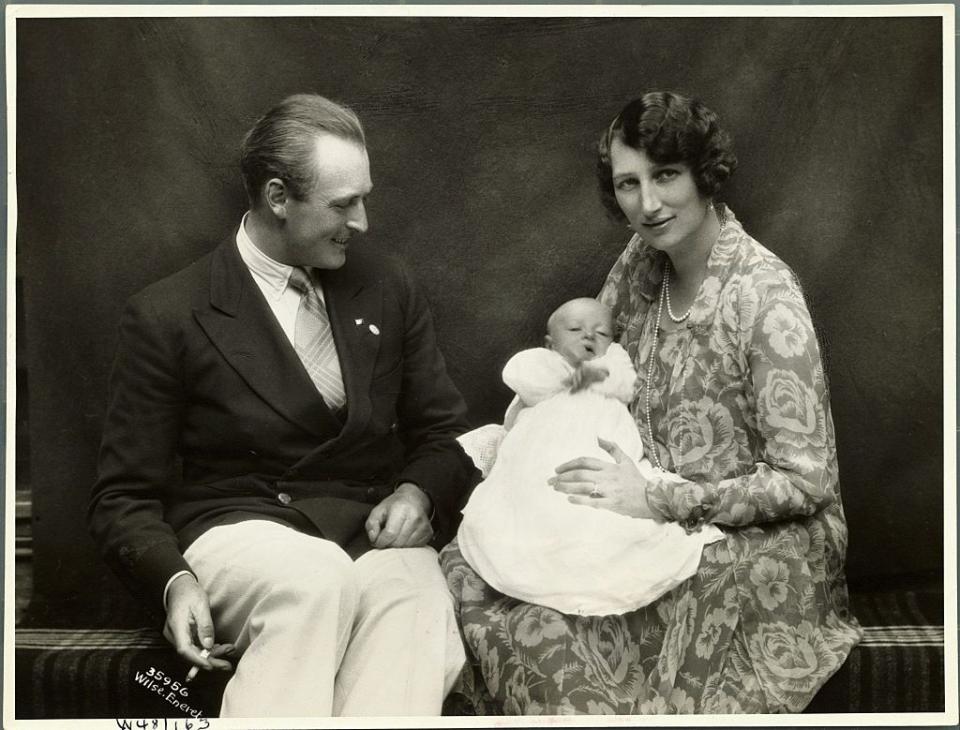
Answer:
[{"left": 88, "top": 237, "right": 478, "bottom": 605}]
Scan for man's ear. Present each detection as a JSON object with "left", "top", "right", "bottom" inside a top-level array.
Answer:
[{"left": 264, "top": 178, "right": 288, "bottom": 219}]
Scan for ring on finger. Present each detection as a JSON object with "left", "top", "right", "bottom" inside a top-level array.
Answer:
[{"left": 589, "top": 487, "right": 603, "bottom": 498}]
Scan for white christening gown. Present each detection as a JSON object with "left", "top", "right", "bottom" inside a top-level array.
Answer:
[{"left": 457, "top": 344, "right": 723, "bottom": 616}]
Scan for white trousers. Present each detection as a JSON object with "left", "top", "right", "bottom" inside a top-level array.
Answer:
[{"left": 183, "top": 520, "right": 466, "bottom": 718}]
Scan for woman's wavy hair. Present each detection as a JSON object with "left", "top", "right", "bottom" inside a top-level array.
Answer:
[{"left": 596, "top": 92, "right": 737, "bottom": 221}]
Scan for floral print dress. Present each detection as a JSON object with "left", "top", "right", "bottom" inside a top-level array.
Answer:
[{"left": 440, "top": 207, "right": 862, "bottom": 714}]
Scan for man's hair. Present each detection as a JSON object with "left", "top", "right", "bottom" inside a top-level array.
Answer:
[
  {"left": 596, "top": 91, "right": 737, "bottom": 221},
  {"left": 240, "top": 93, "right": 366, "bottom": 204}
]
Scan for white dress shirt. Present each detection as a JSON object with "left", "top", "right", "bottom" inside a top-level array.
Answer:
[{"left": 235, "top": 212, "right": 328, "bottom": 345}]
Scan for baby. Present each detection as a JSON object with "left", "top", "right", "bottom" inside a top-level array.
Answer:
[{"left": 457, "top": 298, "right": 722, "bottom": 616}]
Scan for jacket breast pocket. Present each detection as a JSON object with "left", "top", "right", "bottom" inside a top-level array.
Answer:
[{"left": 370, "top": 358, "right": 403, "bottom": 394}]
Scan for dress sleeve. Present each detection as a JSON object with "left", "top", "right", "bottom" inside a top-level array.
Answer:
[
  {"left": 645, "top": 270, "right": 839, "bottom": 528},
  {"left": 502, "top": 348, "right": 572, "bottom": 406},
  {"left": 598, "top": 234, "right": 648, "bottom": 338},
  {"left": 587, "top": 343, "right": 637, "bottom": 403}
]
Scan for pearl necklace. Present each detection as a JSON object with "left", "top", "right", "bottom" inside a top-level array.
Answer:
[
  {"left": 643, "top": 209, "right": 726, "bottom": 470},
  {"left": 663, "top": 260, "right": 692, "bottom": 323},
  {"left": 663, "top": 215, "right": 726, "bottom": 323},
  {"left": 643, "top": 275, "right": 668, "bottom": 471}
]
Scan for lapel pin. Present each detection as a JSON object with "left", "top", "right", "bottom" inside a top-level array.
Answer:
[
  {"left": 355, "top": 318, "right": 364, "bottom": 326},
  {"left": 369, "top": 324, "right": 380, "bottom": 336}
]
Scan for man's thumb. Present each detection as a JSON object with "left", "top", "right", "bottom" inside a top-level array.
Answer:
[{"left": 195, "top": 607, "right": 215, "bottom": 650}]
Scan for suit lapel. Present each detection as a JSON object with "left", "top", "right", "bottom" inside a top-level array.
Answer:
[
  {"left": 320, "top": 264, "right": 383, "bottom": 444},
  {"left": 193, "top": 239, "right": 343, "bottom": 438}
]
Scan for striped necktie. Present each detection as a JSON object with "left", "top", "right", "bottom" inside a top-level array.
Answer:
[{"left": 287, "top": 267, "right": 347, "bottom": 410}]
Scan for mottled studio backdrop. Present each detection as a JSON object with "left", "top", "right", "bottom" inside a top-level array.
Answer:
[{"left": 16, "top": 15, "right": 943, "bottom": 620}]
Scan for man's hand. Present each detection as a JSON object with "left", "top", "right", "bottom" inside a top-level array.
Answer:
[
  {"left": 163, "top": 574, "right": 234, "bottom": 677},
  {"left": 365, "top": 482, "right": 434, "bottom": 549}
]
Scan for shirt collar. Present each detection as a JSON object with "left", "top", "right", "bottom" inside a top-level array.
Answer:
[{"left": 235, "top": 212, "right": 298, "bottom": 301}]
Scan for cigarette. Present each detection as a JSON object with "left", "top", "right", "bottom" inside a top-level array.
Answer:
[{"left": 185, "top": 648, "right": 211, "bottom": 683}]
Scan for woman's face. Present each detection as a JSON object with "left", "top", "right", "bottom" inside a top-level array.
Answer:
[{"left": 609, "top": 137, "right": 711, "bottom": 256}]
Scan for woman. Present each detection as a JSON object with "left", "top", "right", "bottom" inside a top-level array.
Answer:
[{"left": 440, "top": 91, "right": 862, "bottom": 714}]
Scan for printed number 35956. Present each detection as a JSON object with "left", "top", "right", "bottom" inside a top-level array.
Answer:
[{"left": 144, "top": 667, "right": 188, "bottom": 697}]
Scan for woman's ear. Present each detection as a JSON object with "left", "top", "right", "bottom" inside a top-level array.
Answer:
[{"left": 264, "top": 178, "right": 288, "bottom": 219}]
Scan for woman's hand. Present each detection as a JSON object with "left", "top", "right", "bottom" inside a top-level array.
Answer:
[{"left": 549, "top": 437, "right": 657, "bottom": 519}]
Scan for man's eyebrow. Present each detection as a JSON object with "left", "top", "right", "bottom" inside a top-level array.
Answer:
[{"left": 330, "top": 186, "right": 373, "bottom": 205}]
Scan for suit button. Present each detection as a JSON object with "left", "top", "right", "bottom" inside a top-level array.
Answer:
[
  {"left": 277, "top": 492, "right": 292, "bottom": 505},
  {"left": 366, "top": 488, "right": 376, "bottom": 499}
]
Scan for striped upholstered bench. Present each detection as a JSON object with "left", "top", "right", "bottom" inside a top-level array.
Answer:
[
  {"left": 15, "top": 623, "right": 228, "bottom": 720},
  {"left": 804, "top": 587, "right": 946, "bottom": 714},
  {"left": 14, "top": 587, "right": 946, "bottom": 719}
]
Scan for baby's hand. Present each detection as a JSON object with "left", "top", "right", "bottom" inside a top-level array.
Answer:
[{"left": 568, "top": 361, "right": 609, "bottom": 393}]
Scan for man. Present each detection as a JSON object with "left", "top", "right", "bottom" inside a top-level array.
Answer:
[{"left": 88, "top": 94, "right": 477, "bottom": 717}]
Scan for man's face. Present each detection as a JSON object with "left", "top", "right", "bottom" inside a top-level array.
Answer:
[{"left": 278, "top": 133, "right": 373, "bottom": 269}]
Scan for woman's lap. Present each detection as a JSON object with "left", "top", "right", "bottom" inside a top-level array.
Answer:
[
  {"left": 441, "top": 536, "right": 781, "bottom": 715},
  {"left": 442, "top": 539, "right": 670, "bottom": 714}
]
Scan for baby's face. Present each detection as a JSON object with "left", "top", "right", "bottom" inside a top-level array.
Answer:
[{"left": 547, "top": 300, "right": 614, "bottom": 366}]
